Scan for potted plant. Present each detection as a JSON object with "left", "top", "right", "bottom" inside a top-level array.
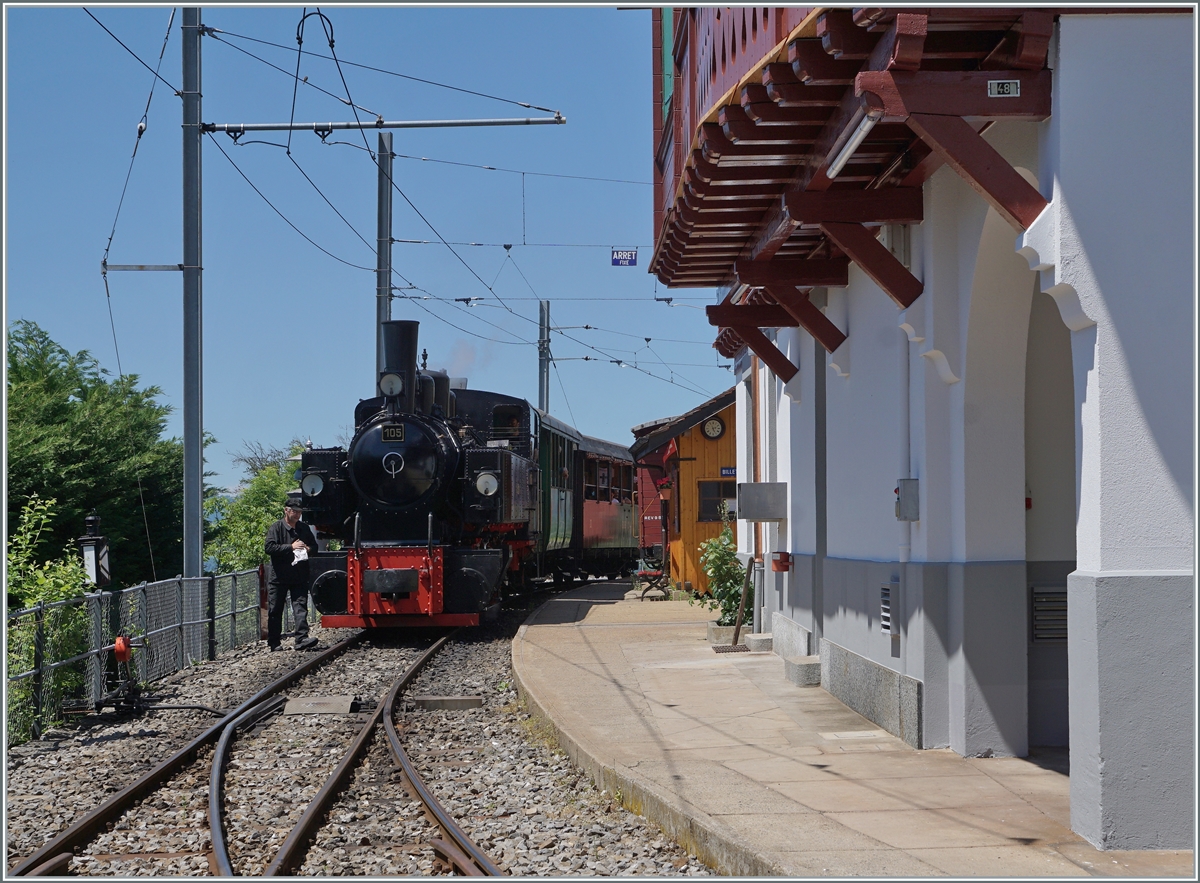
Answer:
[
  {"left": 693, "top": 504, "right": 746, "bottom": 643},
  {"left": 654, "top": 477, "right": 673, "bottom": 501}
]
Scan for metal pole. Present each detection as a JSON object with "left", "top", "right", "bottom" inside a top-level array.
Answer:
[
  {"left": 538, "top": 300, "right": 550, "bottom": 412},
  {"left": 203, "top": 115, "right": 565, "bottom": 134},
  {"left": 376, "top": 132, "right": 394, "bottom": 386},
  {"left": 182, "top": 8, "right": 203, "bottom": 578}
]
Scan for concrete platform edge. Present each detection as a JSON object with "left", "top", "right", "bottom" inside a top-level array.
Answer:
[{"left": 512, "top": 621, "right": 785, "bottom": 877}]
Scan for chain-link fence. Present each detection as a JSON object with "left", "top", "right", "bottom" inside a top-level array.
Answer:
[{"left": 6, "top": 569, "right": 262, "bottom": 745}]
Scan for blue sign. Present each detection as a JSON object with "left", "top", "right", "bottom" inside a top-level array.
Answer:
[
  {"left": 611, "top": 248, "right": 637, "bottom": 267},
  {"left": 720, "top": 467, "right": 736, "bottom": 477}
]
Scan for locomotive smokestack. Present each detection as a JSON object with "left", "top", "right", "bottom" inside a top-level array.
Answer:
[{"left": 381, "top": 320, "right": 419, "bottom": 413}]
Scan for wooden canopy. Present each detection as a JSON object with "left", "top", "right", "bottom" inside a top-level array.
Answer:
[{"left": 653, "top": 7, "right": 1061, "bottom": 371}]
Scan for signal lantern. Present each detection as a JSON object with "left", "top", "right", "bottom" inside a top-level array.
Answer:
[{"left": 114, "top": 635, "right": 133, "bottom": 663}]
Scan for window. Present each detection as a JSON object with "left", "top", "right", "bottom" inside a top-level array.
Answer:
[
  {"left": 584, "top": 459, "right": 598, "bottom": 500},
  {"left": 698, "top": 480, "right": 737, "bottom": 522}
]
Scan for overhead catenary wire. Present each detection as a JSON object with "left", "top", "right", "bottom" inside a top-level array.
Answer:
[
  {"left": 83, "top": 8, "right": 181, "bottom": 95},
  {"left": 205, "top": 13, "right": 718, "bottom": 397},
  {"left": 91, "top": 6, "right": 180, "bottom": 583},
  {"left": 207, "top": 25, "right": 562, "bottom": 114},
  {"left": 207, "top": 133, "right": 378, "bottom": 272}
]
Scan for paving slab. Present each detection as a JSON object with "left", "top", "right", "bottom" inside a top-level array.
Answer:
[{"left": 511, "top": 581, "right": 1195, "bottom": 877}]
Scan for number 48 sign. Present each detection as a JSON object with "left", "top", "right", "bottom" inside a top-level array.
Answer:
[{"left": 611, "top": 248, "right": 637, "bottom": 267}]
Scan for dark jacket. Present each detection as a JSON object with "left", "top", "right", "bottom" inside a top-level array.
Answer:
[{"left": 265, "top": 518, "right": 318, "bottom": 585}]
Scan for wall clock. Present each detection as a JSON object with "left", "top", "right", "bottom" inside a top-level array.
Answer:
[{"left": 702, "top": 416, "right": 725, "bottom": 440}]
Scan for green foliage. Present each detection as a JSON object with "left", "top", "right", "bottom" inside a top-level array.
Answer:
[
  {"left": 693, "top": 506, "right": 747, "bottom": 626},
  {"left": 6, "top": 320, "right": 184, "bottom": 587},
  {"left": 6, "top": 495, "right": 92, "bottom": 744},
  {"left": 204, "top": 440, "right": 305, "bottom": 574}
]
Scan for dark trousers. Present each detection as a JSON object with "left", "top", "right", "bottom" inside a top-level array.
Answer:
[{"left": 267, "top": 578, "right": 310, "bottom": 648}]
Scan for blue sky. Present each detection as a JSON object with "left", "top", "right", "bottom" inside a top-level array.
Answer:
[{"left": 4, "top": 5, "right": 728, "bottom": 493}]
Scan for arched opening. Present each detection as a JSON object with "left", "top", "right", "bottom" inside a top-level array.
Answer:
[{"left": 1024, "top": 285, "right": 1075, "bottom": 748}]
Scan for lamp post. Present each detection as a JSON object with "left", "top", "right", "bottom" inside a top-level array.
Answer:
[{"left": 77, "top": 512, "right": 112, "bottom": 588}]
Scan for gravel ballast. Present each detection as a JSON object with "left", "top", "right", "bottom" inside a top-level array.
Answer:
[{"left": 6, "top": 601, "right": 715, "bottom": 876}]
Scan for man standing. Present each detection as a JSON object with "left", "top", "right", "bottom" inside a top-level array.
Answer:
[{"left": 264, "top": 500, "right": 319, "bottom": 651}]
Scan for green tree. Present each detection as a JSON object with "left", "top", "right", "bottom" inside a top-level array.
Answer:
[
  {"left": 204, "top": 440, "right": 304, "bottom": 574},
  {"left": 7, "top": 320, "right": 184, "bottom": 587},
  {"left": 694, "top": 506, "right": 747, "bottom": 626}
]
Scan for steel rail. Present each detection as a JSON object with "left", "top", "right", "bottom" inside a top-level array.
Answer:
[
  {"left": 383, "top": 659, "right": 504, "bottom": 876},
  {"left": 263, "top": 634, "right": 453, "bottom": 877},
  {"left": 22, "top": 853, "right": 73, "bottom": 877},
  {"left": 208, "top": 695, "right": 289, "bottom": 876},
  {"left": 7, "top": 631, "right": 365, "bottom": 876}
]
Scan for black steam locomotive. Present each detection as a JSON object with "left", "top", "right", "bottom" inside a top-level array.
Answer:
[{"left": 296, "top": 320, "right": 639, "bottom": 628}]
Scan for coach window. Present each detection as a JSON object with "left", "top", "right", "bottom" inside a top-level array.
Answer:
[
  {"left": 598, "top": 461, "right": 611, "bottom": 502},
  {"left": 698, "top": 480, "right": 738, "bottom": 521},
  {"left": 585, "top": 459, "right": 598, "bottom": 500}
]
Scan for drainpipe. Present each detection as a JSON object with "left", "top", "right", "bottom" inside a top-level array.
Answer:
[
  {"left": 897, "top": 326, "right": 911, "bottom": 674},
  {"left": 751, "top": 354, "right": 763, "bottom": 635}
]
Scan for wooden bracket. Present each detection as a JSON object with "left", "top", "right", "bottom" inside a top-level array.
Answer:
[
  {"left": 905, "top": 113, "right": 1048, "bottom": 230},
  {"left": 764, "top": 286, "right": 848, "bottom": 353},
  {"left": 707, "top": 303, "right": 799, "bottom": 328},
  {"left": 735, "top": 258, "right": 849, "bottom": 288},
  {"left": 728, "top": 325, "right": 799, "bottom": 382},
  {"left": 785, "top": 188, "right": 924, "bottom": 225},
  {"left": 819, "top": 222, "right": 923, "bottom": 308},
  {"left": 856, "top": 70, "right": 1052, "bottom": 122}
]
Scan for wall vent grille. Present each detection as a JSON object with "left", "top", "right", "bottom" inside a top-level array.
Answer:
[
  {"left": 880, "top": 584, "right": 892, "bottom": 634},
  {"left": 1032, "top": 586, "right": 1068, "bottom": 642}
]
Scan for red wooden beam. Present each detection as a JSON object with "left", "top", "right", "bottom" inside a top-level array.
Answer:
[
  {"left": 819, "top": 222, "right": 923, "bottom": 308},
  {"left": 748, "top": 15, "right": 928, "bottom": 262},
  {"left": 789, "top": 38, "right": 861, "bottom": 85},
  {"left": 728, "top": 325, "right": 799, "bottom": 382},
  {"left": 706, "top": 303, "right": 799, "bottom": 328},
  {"left": 785, "top": 188, "right": 924, "bottom": 225},
  {"left": 720, "top": 107, "right": 823, "bottom": 145},
  {"left": 856, "top": 70, "right": 1052, "bottom": 121},
  {"left": 818, "top": 9, "right": 877, "bottom": 59},
  {"left": 734, "top": 258, "right": 850, "bottom": 288},
  {"left": 905, "top": 113, "right": 1048, "bottom": 230},
  {"left": 764, "top": 286, "right": 848, "bottom": 353},
  {"left": 979, "top": 11, "right": 1054, "bottom": 70}
]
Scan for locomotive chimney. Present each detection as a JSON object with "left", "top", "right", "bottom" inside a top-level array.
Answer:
[{"left": 381, "top": 320, "right": 419, "bottom": 413}]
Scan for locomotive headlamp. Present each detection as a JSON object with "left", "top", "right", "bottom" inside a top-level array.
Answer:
[
  {"left": 475, "top": 472, "right": 499, "bottom": 496},
  {"left": 301, "top": 473, "right": 325, "bottom": 496},
  {"left": 379, "top": 372, "right": 404, "bottom": 397}
]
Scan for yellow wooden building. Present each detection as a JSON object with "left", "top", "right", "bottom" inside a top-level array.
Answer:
[{"left": 630, "top": 389, "right": 736, "bottom": 594}]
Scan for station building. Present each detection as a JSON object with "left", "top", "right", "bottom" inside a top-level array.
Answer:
[
  {"left": 650, "top": 6, "right": 1193, "bottom": 850},
  {"left": 631, "top": 388, "right": 737, "bottom": 594}
]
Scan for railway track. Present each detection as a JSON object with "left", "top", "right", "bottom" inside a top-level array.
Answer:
[
  {"left": 10, "top": 596, "right": 713, "bottom": 877},
  {"left": 12, "top": 629, "right": 501, "bottom": 877}
]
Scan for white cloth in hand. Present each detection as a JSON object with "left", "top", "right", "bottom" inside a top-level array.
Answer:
[{"left": 292, "top": 546, "right": 309, "bottom": 565}]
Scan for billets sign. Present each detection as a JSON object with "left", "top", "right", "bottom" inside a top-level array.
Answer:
[
  {"left": 720, "top": 467, "right": 736, "bottom": 477},
  {"left": 611, "top": 248, "right": 637, "bottom": 267}
]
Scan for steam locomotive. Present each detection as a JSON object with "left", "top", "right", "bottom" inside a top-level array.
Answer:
[{"left": 295, "top": 320, "right": 639, "bottom": 627}]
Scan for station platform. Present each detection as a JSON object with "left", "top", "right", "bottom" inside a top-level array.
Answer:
[{"left": 511, "top": 581, "right": 1193, "bottom": 878}]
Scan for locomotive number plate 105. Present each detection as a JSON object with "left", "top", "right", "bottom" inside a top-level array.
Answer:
[{"left": 382, "top": 424, "right": 405, "bottom": 442}]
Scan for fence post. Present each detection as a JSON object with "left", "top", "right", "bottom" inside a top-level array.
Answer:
[
  {"left": 32, "top": 602, "right": 45, "bottom": 741},
  {"left": 88, "top": 593, "right": 104, "bottom": 708},
  {"left": 138, "top": 582, "right": 148, "bottom": 683},
  {"left": 176, "top": 578, "right": 185, "bottom": 672},
  {"left": 207, "top": 576, "right": 217, "bottom": 661}
]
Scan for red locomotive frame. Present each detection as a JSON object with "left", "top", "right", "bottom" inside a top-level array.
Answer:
[{"left": 319, "top": 547, "right": 480, "bottom": 628}]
